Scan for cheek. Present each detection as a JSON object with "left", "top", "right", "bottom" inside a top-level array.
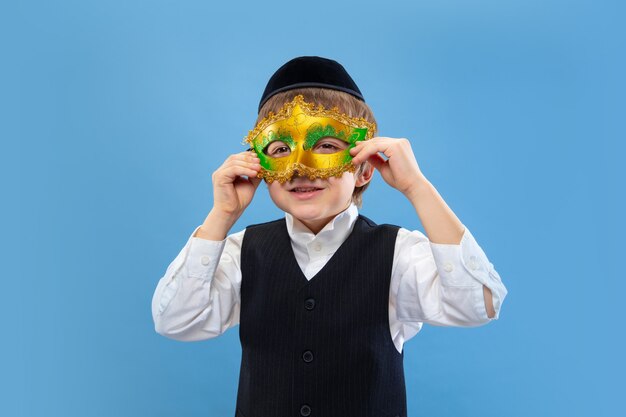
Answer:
[
  {"left": 267, "top": 182, "right": 288, "bottom": 204},
  {"left": 267, "top": 182, "right": 280, "bottom": 195},
  {"left": 328, "top": 173, "right": 357, "bottom": 194}
]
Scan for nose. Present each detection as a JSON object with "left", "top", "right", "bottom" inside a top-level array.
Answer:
[{"left": 291, "top": 167, "right": 305, "bottom": 179}]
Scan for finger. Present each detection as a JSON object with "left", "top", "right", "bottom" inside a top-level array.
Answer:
[
  {"left": 352, "top": 137, "right": 389, "bottom": 149},
  {"left": 350, "top": 141, "right": 390, "bottom": 164},
  {"left": 216, "top": 165, "right": 261, "bottom": 183},
  {"left": 227, "top": 151, "right": 260, "bottom": 164},
  {"left": 366, "top": 153, "right": 387, "bottom": 171},
  {"left": 350, "top": 138, "right": 389, "bottom": 153},
  {"left": 235, "top": 174, "right": 263, "bottom": 190},
  {"left": 223, "top": 158, "right": 262, "bottom": 171}
]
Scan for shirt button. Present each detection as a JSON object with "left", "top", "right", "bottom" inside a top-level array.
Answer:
[
  {"left": 443, "top": 262, "right": 453, "bottom": 272},
  {"left": 304, "top": 298, "right": 316, "bottom": 310},
  {"left": 201, "top": 256, "right": 211, "bottom": 266},
  {"left": 302, "top": 350, "right": 314, "bottom": 363},
  {"left": 312, "top": 242, "right": 322, "bottom": 252},
  {"left": 300, "top": 404, "right": 311, "bottom": 416},
  {"left": 468, "top": 256, "right": 479, "bottom": 270}
]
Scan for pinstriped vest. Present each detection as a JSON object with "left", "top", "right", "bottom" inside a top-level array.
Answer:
[{"left": 235, "top": 214, "right": 407, "bottom": 417}]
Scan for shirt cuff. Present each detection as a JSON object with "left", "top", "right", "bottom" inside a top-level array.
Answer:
[
  {"left": 185, "top": 225, "right": 227, "bottom": 279},
  {"left": 429, "top": 225, "right": 480, "bottom": 288},
  {"left": 429, "top": 225, "right": 508, "bottom": 320},
  {"left": 429, "top": 225, "right": 502, "bottom": 287}
]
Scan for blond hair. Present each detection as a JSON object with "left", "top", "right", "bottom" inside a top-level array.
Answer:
[{"left": 257, "top": 87, "right": 377, "bottom": 208}]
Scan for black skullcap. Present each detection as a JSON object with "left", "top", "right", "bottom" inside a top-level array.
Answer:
[{"left": 258, "top": 56, "right": 365, "bottom": 113}]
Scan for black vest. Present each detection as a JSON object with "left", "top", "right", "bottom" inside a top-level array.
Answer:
[{"left": 236, "top": 215, "right": 407, "bottom": 417}]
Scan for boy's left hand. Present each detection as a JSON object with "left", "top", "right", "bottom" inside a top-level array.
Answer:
[{"left": 350, "top": 137, "right": 428, "bottom": 198}]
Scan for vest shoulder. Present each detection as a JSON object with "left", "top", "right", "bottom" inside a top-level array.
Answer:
[
  {"left": 245, "top": 218, "right": 285, "bottom": 230},
  {"left": 358, "top": 214, "right": 401, "bottom": 231}
]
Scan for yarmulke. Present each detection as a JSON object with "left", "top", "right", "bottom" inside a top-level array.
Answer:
[{"left": 258, "top": 56, "right": 365, "bottom": 113}]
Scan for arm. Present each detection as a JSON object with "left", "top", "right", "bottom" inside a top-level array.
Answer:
[
  {"left": 406, "top": 180, "right": 497, "bottom": 318},
  {"left": 151, "top": 227, "right": 244, "bottom": 341},
  {"left": 350, "top": 138, "right": 506, "bottom": 321},
  {"left": 391, "top": 226, "right": 508, "bottom": 335},
  {"left": 151, "top": 150, "right": 262, "bottom": 341}
]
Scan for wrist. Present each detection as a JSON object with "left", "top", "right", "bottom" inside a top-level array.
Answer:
[
  {"left": 195, "top": 209, "right": 239, "bottom": 241},
  {"left": 404, "top": 177, "right": 432, "bottom": 205}
]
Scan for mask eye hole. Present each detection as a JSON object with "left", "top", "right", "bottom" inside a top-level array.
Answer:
[
  {"left": 312, "top": 137, "right": 349, "bottom": 154},
  {"left": 264, "top": 141, "right": 291, "bottom": 157}
]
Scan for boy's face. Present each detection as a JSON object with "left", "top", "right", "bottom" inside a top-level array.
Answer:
[
  {"left": 266, "top": 166, "right": 370, "bottom": 234},
  {"left": 246, "top": 94, "right": 376, "bottom": 233}
]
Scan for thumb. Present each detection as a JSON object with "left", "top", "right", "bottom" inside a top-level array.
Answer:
[
  {"left": 366, "top": 153, "right": 387, "bottom": 171},
  {"left": 250, "top": 176, "right": 263, "bottom": 189}
]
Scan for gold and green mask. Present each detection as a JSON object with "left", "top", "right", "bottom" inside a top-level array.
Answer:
[{"left": 243, "top": 94, "right": 376, "bottom": 183}]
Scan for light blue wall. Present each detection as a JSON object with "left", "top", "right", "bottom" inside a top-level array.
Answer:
[{"left": 4, "top": 0, "right": 622, "bottom": 416}]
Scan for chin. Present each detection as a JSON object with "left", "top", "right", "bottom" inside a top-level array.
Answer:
[{"left": 284, "top": 203, "right": 324, "bottom": 220}]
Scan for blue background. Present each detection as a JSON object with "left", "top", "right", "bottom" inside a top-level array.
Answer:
[{"left": 4, "top": 0, "right": 623, "bottom": 416}]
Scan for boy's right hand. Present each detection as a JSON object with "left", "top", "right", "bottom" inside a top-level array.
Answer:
[{"left": 211, "top": 150, "right": 263, "bottom": 221}]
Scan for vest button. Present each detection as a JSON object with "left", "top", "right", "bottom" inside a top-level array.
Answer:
[
  {"left": 304, "top": 298, "right": 315, "bottom": 310},
  {"left": 300, "top": 404, "right": 311, "bottom": 416},
  {"left": 302, "top": 350, "right": 314, "bottom": 363}
]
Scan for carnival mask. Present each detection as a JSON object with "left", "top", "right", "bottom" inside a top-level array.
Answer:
[{"left": 243, "top": 95, "right": 376, "bottom": 183}]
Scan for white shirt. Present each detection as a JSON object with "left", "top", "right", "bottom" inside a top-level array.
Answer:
[{"left": 152, "top": 203, "right": 508, "bottom": 353}]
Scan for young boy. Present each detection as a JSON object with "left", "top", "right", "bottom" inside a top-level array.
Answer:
[{"left": 152, "top": 56, "right": 508, "bottom": 417}]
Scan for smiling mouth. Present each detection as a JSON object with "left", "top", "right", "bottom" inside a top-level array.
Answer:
[{"left": 290, "top": 187, "right": 323, "bottom": 193}]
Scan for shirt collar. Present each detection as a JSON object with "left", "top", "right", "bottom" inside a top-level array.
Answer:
[{"left": 285, "top": 202, "right": 359, "bottom": 248}]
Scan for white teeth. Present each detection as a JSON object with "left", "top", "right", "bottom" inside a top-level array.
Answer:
[{"left": 292, "top": 187, "right": 320, "bottom": 192}]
